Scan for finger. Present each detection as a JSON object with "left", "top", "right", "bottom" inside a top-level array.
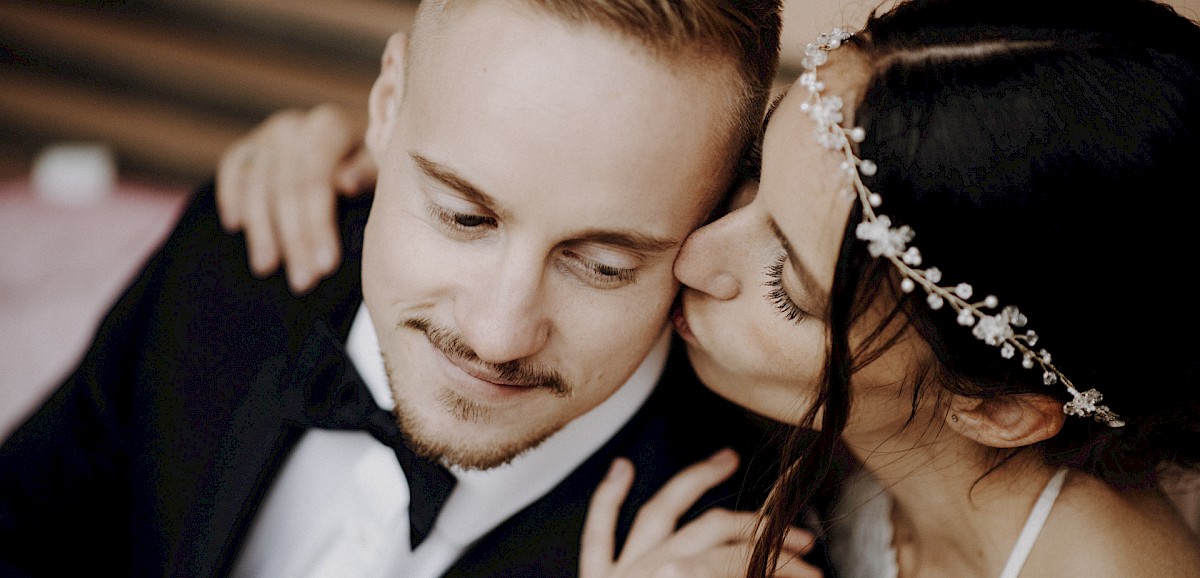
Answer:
[
  {"left": 780, "top": 524, "right": 817, "bottom": 557},
  {"left": 580, "top": 457, "right": 634, "bottom": 578},
  {"left": 667, "top": 509, "right": 759, "bottom": 555},
  {"left": 287, "top": 180, "right": 340, "bottom": 295},
  {"left": 215, "top": 142, "right": 255, "bottom": 231},
  {"left": 667, "top": 508, "right": 817, "bottom": 559},
  {"left": 622, "top": 448, "right": 739, "bottom": 561},
  {"left": 653, "top": 529, "right": 818, "bottom": 578},
  {"left": 240, "top": 145, "right": 282, "bottom": 277},
  {"left": 268, "top": 126, "right": 312, "bottom": 291},
  {"left": 648, "top": 545, "right": 748, "bottom": 578},
  {"left": 333, "top": 145, "right": 377, "bottom": 196},
  {"left": 772, "top": 556, "right": 825, "bottom": 578},
  {"left": 771, "top": 543, "right": 826, "bottom": 578},
  {"left": 755, "top": 525, "right": 822, "bottom": 578},
  {"left": 273, "top": 106, "right": 358, "bottom": 292}
]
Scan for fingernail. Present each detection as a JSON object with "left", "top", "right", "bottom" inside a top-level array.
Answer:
[
  {"left": 288, "top": 268, "right": 306, "bottom": 290},
  {"left": 249, "top": 256, "right": 268, "bottom": 278},
  {"left": 606, "top": 458, "right": 631, "bottom": 480},
  {"left": 315, "top": 245, "right": 336, "bottom": 271},
  {"left": 713, "top": 448, "right": 737, "bottom": 464}
]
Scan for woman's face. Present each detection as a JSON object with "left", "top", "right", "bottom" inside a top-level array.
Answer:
[{"left": 673, "top": 50, "right": 928, "bottom": 431}]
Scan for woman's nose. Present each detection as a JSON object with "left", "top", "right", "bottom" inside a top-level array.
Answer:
[{"left": 673, "top": 210, "right": 744, "bottom": 301}]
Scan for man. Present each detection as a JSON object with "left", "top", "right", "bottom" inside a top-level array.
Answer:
[{"left": 0, "top": 0, "right": 817, "bottom": 576}]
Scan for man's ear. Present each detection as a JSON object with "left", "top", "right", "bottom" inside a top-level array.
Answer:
[
  {"left": 946, "top": 394, "right": 1065, "bottom": 448},
  {"left": 366, "top": 32, "right": 410, "bottom": 162}
]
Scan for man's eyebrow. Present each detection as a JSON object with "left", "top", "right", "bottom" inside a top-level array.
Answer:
[
  {"left": 572, "top": 229, "right": 680, "bottom": 255},
  {"left": 768, "top": 217, "right": 829, "bottom": 305},
  {"left": 410, "top": 151, "right": 499, "bottom": 213},
  {"left": 410, "top": 150, "right": 675, "bottom": 255}
]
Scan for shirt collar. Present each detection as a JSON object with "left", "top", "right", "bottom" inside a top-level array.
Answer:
[{"left": 344, "top": 303, "right": 669, "bottom": 546}]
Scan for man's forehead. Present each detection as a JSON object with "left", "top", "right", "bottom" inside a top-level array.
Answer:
[{"left": 393, "top": 0, "right": 739, "bottom": 243}]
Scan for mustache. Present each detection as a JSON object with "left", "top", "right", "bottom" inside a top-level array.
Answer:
[{"left": 403, "top": 318, "right": 570, "bottom": 396}]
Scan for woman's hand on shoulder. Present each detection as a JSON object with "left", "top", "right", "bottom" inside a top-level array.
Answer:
[
  {"left": 581, "top": 448, "right": 822, "bottom": 578},
  {"left": 216, "top": 103, "right": 376, "bottom": 295}
]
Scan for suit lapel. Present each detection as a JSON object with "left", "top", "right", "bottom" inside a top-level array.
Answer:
[
  {"left": 164, "top": 188, "right": 372, "bottom": 576},
  {"left": 166, "top": 352, "right": 304, "bottom": 578}
]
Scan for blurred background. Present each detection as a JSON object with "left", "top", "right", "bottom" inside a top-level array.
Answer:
[
  {"left": 5, "top": 0, "right": 1198, "bottom": 184},
  {"left": 2, "top": 0, "right": 1200, "bottom": 435},
  {"left": 0, "top": 0, "right": 970, "bottom": 185},
  {"left": 0, "top": 0, "right": 405, "bottom": 185}
]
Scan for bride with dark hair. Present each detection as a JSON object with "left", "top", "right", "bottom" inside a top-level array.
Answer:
[{"left": 586, "top": 0, "right": 1200, "bottom": 575}]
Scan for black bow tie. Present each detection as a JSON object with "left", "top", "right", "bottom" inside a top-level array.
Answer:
[{"left": 283, "top": 321, "right": 457, "bottom": 549}]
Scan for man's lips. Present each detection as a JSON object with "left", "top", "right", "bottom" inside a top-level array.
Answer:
[
  {"left": 437, "top": 348, "right": 533, "bottom": 388},
  {"left": 449, "top": 355, "right": 530, "bottom": 387}
]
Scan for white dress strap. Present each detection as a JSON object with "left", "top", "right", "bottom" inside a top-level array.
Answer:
[{"left": 998, "top": 468, "right": 1069, "bottom": 578}]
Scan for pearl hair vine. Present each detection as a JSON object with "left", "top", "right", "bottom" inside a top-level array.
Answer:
[{"left": 798, "top": 28, "right": 1124, "bottom": 427}]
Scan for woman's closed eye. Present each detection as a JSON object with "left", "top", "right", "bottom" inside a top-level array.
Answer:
[{"left": 764, "top": 253, "right": 807, "bottom": 323}]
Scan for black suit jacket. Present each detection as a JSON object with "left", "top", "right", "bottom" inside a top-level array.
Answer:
[{"left": 0, "top": 180, "right": 827, "bottom": 577}]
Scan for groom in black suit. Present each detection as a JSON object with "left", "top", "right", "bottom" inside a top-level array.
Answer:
[{"left": 0, "top": 0, "right": 818, "bottom": 576}]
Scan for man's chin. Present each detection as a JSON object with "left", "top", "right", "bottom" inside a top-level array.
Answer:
[
  {"left": 395, "top": 399, "right": 562, "bottom": 471},
  {"left": 410, "top": 426, "right": 558, "bottom": 471}
]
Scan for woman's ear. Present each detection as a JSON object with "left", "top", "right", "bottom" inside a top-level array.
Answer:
[
  {"left": 366, "top": 32, "right": 410, "bottom": 162},
  {"left": 946, "top": 394, "right": 1065, "bottom": 448}
]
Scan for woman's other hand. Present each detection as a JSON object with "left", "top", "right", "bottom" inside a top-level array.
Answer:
[{"left": 581, "top": 449, "right": 822, "bottom": 578}]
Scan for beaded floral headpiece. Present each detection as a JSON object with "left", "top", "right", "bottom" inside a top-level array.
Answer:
[{"left": 799, "top": 29, "right": 1124, "bottom": 427}]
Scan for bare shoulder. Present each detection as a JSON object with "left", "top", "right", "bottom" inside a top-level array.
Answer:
[{"left": 1029, "top": 473, "right": 1200, "bottom": 577}]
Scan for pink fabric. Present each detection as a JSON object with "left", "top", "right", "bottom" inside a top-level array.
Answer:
[{"left": 0, "top": 178, "right": 189, "bottom": 438}]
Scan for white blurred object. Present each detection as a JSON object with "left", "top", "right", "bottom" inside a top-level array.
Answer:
[{"left": 31, "top": 142, "right": 118, "bottom": 206}]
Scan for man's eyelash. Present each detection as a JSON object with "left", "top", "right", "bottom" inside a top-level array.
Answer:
[
  {"left": 561, "top": 250, "right": 637, "bottom": 288},
  {"left": 587, "top": 262, "right": 636, "bottom": 283},
  {"left": 764, "top": 254, "right": 805, "bottom": 323},
  {"left": 427, "top": 204, "right": 495, "bottom": 232}
]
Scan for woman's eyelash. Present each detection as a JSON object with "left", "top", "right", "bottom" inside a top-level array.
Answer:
[{"left": 764, "top": 254, "right": 805, "bottom": 323}]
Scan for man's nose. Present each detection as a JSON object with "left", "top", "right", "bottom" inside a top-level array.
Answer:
[
  {"left": 454, "top": 253, "right": 552, "bottom": 364},
  {"left": 674, "top": 210, "right": 744, "bottom": 301}
]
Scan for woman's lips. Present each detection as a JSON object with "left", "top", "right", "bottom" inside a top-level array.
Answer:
[{"left": 670, "top": 296, "right": 695, "bottom": 342}]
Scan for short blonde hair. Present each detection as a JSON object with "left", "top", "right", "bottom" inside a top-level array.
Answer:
[{"left": 411, "top": 0, "right": 782, "bottom": 171}]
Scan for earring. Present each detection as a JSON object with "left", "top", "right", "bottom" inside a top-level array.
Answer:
[{"left": 950, "top": 414, "right": 959, "bottom": 423}]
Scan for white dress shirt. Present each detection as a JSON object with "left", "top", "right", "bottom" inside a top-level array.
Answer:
[{"left": 231, "top": 304, "right": 668, "bottom": 578}]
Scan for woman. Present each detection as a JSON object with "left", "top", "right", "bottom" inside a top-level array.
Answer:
[{"left": 586, "top": 0, "right": 1200, "bottom": 575}]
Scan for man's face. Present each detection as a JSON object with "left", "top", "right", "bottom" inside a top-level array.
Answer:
[{"left": 362, "top": 1, "right": 740, "bottom": 469}]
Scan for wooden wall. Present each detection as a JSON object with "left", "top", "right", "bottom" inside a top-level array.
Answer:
[
  {"left": 2, "top": 0, "right": 1198, "bottom": 185},
  {"left": 0, "top": 0, "right": 408, "bottom": 184}
]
